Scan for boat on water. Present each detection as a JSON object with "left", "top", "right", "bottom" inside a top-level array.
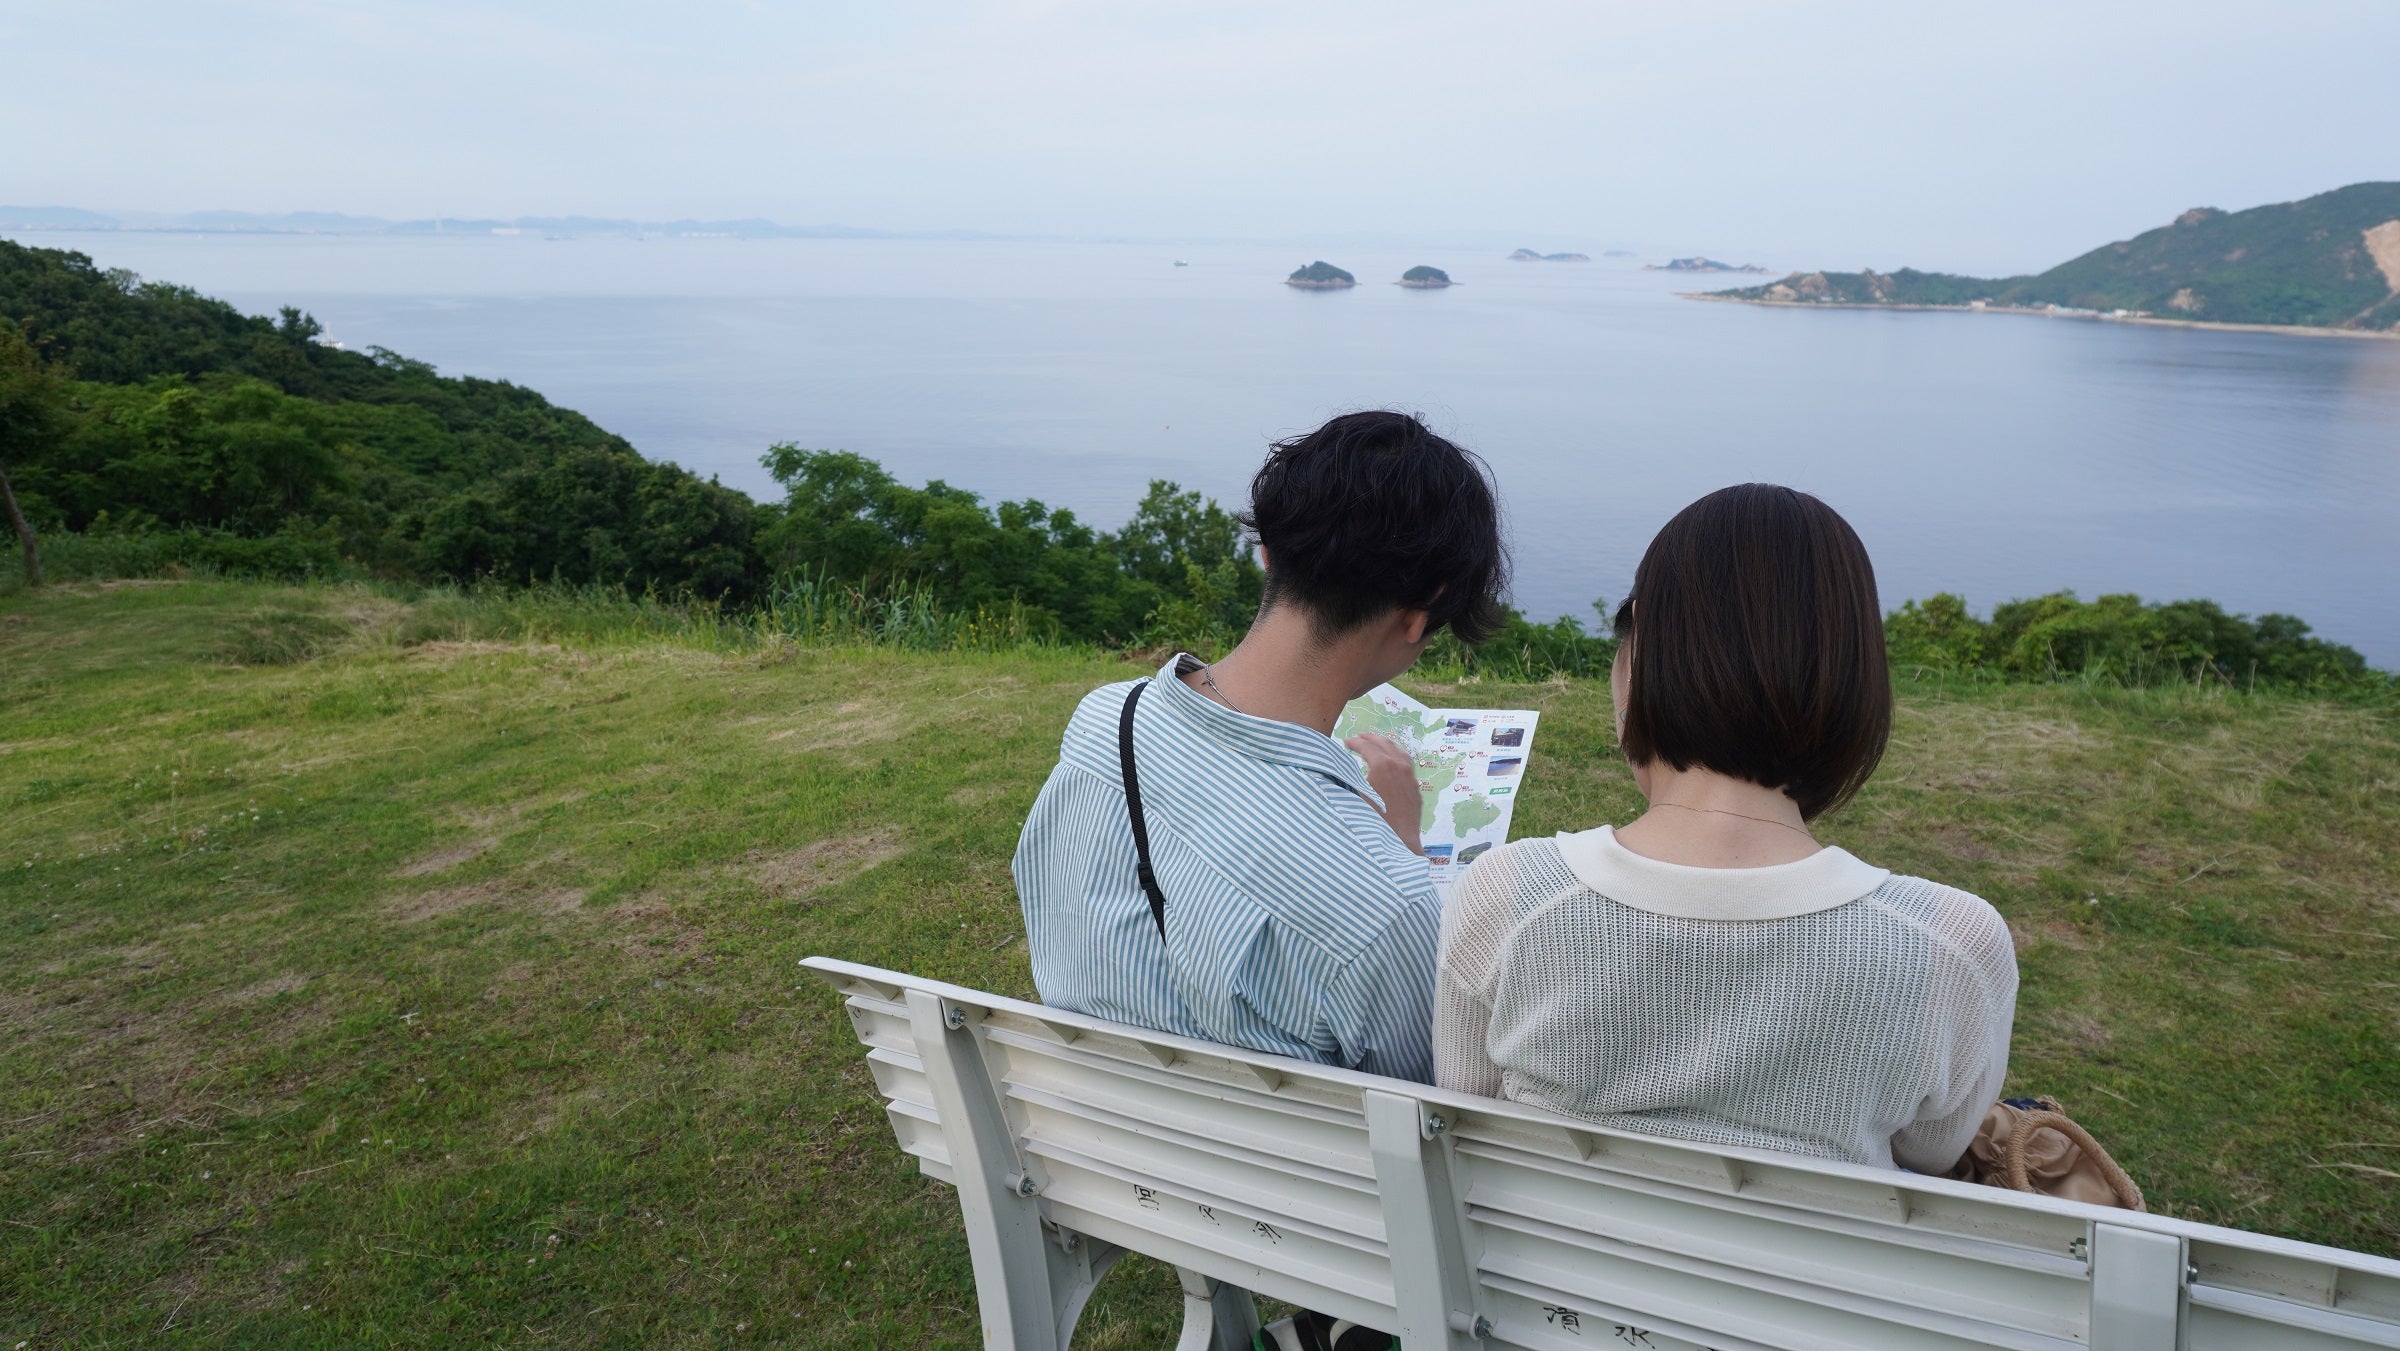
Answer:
[{"left": 1173, "top": 260, "right": 1188, "bottom": 267}]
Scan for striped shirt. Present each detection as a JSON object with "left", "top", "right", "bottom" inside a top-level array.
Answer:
[{"left": 1012, "top": 654, "right": 1443, "bottom": 1083}]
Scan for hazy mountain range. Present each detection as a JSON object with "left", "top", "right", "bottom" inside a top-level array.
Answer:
[{"left": 0, "top": 206, "right": 997, "bottom": 240}]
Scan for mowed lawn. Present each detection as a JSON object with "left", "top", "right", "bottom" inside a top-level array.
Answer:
[{"left": 2, "top": 580, "right": 2395, "bottom": 1347}]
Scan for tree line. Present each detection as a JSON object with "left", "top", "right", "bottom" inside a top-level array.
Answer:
[
  {"left": 0, "top": 240, "right": 1263, "bottom": 645},
  {"left": 0, "top": 239, "right": 2381, "bottom": 689}
]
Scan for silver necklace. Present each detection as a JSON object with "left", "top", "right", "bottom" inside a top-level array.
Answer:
[
  {"left": 1649, "top": 800, "right": 1814, "bottom": 837},
  {"left": 1197, "top": 664, "right": 1248, "bottom": 715}
]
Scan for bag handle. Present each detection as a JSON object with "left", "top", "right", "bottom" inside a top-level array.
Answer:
[
  {"left": 2001, "top": 1096, "right": 2147, "bottom": 1211},
  {"left": 1118, "top": 680, "right": 1169, "bottom": 940}
]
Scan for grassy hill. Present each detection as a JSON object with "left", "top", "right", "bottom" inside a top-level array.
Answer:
[
  {"left": 1713, "top": 181, "right": 2400, "bottom": 331},
  {"left": 3, "top": 580, "right": 2396, "bottom": 1346}
]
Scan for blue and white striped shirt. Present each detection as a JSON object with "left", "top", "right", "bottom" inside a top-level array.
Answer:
[{"left": 1012, "top": 654, "right": 1442, "bottom": 1083}]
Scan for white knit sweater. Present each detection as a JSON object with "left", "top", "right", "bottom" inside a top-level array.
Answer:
[{"left": 1433, "top": 826, "right": 2017, "bottom": 1172}]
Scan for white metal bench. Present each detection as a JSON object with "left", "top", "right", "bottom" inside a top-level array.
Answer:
[{"left": 805, "top": 956, "right": 2400, "bottom": 1351}]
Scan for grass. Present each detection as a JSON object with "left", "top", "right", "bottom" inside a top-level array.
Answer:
[{"left": 2, "top": 579, "right": 2396, "bottom": 1347}]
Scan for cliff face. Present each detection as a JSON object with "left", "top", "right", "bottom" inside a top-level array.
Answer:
[{"left": 1714, "top": 182, "right": 2400, "bottom": 331}]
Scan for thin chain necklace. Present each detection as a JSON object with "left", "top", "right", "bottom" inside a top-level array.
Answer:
[
  {"left": 1197, "top": 663, "right": 1248, "bottom": 716},
  {"left": 1649, "top": 800, "right": 1814, "bottom": 837}
]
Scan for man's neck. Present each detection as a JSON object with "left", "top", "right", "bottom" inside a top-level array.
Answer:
[{"left": 1180, "top": 608, "right": 1375, "bottom": 735}]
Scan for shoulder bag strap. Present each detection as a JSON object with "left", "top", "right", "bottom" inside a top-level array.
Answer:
[{"left": 1117, "top": 680, "right": 1170, "bottom": 940}]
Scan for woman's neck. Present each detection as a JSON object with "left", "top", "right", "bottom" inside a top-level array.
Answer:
[{"left": 1614, "top": 763, "right": 1821, "bottom": 868}]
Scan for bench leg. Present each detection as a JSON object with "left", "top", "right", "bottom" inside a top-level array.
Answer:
[
  {"left": 1175, "top": 1267, "right": 1262, "bottom": 1351},
  {"left": 907, "top": 989, "right": 1062, "bottom": 1350},
  {"left": 1047, "top": 1233, "right": 1124, "bottom": 1349}
]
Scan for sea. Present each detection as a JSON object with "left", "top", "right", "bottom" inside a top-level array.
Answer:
[{"left": 13, "top": 230, "right": 2400, "bottom": 667}]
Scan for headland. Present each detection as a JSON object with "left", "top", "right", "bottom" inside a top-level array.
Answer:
[{"left": 1701, "top": 182, "right": 2400, "bottom": 338}]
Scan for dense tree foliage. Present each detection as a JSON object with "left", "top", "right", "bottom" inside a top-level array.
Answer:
[
  {"left": 1886, "top": 591, "right": 2369, "bottom": 687},
  {"left": 757, "top": 447, "right": 1258, "bottom": 643},
  {"left": 1, "top": 241, "right": 764, "bottom": 596},
  {"left": 0, "top": 239, "right": 1261, "bottom": 640}
]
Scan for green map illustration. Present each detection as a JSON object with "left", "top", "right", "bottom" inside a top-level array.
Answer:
[{"left": 1334, "top": 685, "right": 1540, "bottom": 892}]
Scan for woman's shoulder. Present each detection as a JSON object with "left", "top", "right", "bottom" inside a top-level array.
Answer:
[
  {"left": 1456, "top": 834, "right": 1578, "bottom": 896},
  {"left": 1447, "top": 835, "right": 1582, "bottom": 924},
  {"left": 1865, "top": 870, "right": 2016, "bottom": 967}
]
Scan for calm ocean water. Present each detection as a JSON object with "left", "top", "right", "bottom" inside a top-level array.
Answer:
[{"left": 15, "top": 231, "right": 2400, "bottom": 666}]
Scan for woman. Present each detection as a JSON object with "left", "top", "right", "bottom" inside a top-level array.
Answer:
[{"left": 1434, "top": 484, "right": 2016, "bottom": 1172}]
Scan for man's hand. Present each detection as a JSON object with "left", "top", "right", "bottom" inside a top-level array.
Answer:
[{"left": 1344, "top": 732, "right": 1426, "bottom": 855}]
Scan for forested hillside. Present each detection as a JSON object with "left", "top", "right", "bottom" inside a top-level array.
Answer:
[
  {"left": 1715, "top": 181, "right": 2400, "bottom": 331},
  {"left": 0, "top": 240, "right": 1260, "bottom": 643}
]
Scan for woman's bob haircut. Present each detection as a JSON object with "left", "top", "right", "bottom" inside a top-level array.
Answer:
[{"left": 1611, "top": 483, "right": 1891, "bottom": 821}]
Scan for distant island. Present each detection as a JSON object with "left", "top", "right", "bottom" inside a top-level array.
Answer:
[
  {"left": 1398, "top": 265, "right": 1453, "bottom": 288},
  {"left": 1603, "top": 249, "right": 1637, "bottom": 258},
  {"left": 1286, "top": 260, "right": 1356, "bottom": 289},
  {"left": 1509, "top": 248, "right": 1589, "bottom": 262},
  {"left": 1702, "top": 182, "right": 2400, "bottom": 336},
  {"left": 1647, "top": 257, "right": 1766, "bottom": 273}
]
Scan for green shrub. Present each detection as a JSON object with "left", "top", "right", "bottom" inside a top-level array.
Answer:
[
  {"left": 1424, "top": 607, "right": 1617, "bottom": 682},
  {"left": 1891, "top": 590, "right": 2380, "bottom": 691}
]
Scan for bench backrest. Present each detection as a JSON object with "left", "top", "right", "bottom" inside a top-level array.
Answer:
[{"left": 806, "top": 956, "right": 2400, "bottom": 1351}]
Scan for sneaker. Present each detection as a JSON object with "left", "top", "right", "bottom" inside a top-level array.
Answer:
[{"left": 1254, "top": 1310, "right": 1396, "bottom": 1351}]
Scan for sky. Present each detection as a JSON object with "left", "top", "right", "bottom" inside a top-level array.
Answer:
[{"left": 3, "top": 0, "right": 2397, "bottom": 273}]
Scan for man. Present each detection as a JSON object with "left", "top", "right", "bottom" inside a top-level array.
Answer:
[{"left": 1013, "top": 409, "right": 1509, "bottom": 1083}]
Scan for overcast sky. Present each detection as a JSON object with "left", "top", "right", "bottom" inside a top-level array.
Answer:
[{"left": 3, "top": 0, "right": 2395, "bottom": 272}]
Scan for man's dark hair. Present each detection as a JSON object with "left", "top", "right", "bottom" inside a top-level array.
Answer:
[
  {"left": 1610, "top": 483, "right": 1890, "bottom": 820},
  {"left": 1240, "top": 411, "right": 1508, "bottom": 644}
]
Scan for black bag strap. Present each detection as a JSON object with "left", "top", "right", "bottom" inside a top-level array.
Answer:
[{"left": 1117, "top": 680, "right": 1169, "bottom": 940}]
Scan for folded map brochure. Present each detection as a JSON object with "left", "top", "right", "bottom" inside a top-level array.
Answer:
[{"left": 1333, "top": 684, "right": 1540, "bottom": 895}]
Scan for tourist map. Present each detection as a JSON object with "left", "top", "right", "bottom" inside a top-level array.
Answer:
[{"left": 1334, "top": 684, "right": 1540, "bottom": 896}]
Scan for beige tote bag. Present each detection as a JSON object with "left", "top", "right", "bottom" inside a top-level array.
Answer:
[{"left": 1945, "top": 1096, "right": 2146, "bottom": 1211}]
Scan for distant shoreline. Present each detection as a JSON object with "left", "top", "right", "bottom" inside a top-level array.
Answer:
[{"left": 1684, "top": 292, "right": 2400, "bottom": 342}]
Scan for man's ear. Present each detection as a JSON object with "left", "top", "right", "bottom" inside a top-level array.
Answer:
[{"left": 1399, "top": 609, "right": 1431, "bottom": 646}]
